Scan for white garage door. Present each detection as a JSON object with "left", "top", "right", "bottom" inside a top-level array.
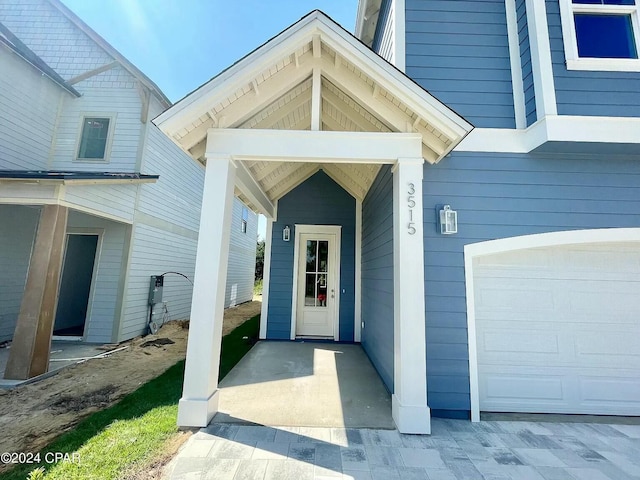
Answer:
[{"left": 474, "top": 242, "right": 640, "bottom": 415}]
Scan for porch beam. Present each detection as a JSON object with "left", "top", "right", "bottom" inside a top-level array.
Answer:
[
  {"left": 234, "top": 161, "right": 276, "bottom": 218},
  {"left": 177, "top": 154, "right": 237, "bottom": 427},
  {"left": 206, "top": 129, "right": 423, "bottom": 163},
  {"left": 4, "top": 205, "right": 68, "bottom": 380},
  {"left": 392, "top": 157, "right": 430, "bottom": 434}
]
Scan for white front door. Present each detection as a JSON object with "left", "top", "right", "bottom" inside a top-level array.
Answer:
[{"left": 294, "top": 227, "right": 340, "bottom": 338}]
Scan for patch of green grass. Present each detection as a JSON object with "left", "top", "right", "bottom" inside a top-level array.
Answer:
[
  {"left": 1, "top": 315, "right": 260, "bottom": 480},
  {"left": 253, "top": 279, "right": 263, "bottom": 296}
]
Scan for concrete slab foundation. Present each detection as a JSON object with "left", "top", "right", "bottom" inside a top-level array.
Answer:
[{"left": 213, "top": 341, "right": 394, "bottom": 429}]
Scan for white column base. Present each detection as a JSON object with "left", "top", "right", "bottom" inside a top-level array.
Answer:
[
  {"left": 392, "top": 394, "right": 431, "bottom": 435},
  {"left": 177, "top": 389, "right": 221, "bottom": 427}
]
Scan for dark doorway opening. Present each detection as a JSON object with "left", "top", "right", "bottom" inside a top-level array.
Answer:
[{"left": 53, "top": 234, "right": 99, "bottom": 336}]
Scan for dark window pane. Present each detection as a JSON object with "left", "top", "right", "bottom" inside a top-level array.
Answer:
[
  {"left": 306, "top": 240, "right": 317, "bottom": 272},
  {"left": 305, "top": 274, "right": 317, "bottom": 306},
  {"left": 318, "top": 241, "right": 328, "bottom": 272},
  {"left": 575, "top": 14, "right": 638, "bottom": 58},
  {"left": 78, "top": 117, "right": 109, "bottom": 159}
]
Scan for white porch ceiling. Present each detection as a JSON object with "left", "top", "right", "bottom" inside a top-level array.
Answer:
[{"left": 154, "top": 11, "right": 472, "bottom": 213}]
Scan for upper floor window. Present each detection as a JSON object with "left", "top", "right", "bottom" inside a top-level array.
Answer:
[
  {"left": 77, "top": 116, "right": 112, "bottom": 161},
  {"left": 560, "top": 0, "right": 640, "bottom": 71}
]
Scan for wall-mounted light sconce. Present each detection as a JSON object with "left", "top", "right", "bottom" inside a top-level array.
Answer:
[
  {"left": 283, "top": 225, "right": 291, "bottom": 242},
  {"left": 438, "top": 205, "right": 458, "bottom": 235}
]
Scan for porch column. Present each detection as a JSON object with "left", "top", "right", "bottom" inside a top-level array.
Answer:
[
  {"left": 5, "top": 205, "right": 68, "bottom": 380},
  {"left": 178, "top": 154, "right": 236, "bottom": 427},
  {"left": 391, "top": 157, "right": 430, "bottom": 434}
]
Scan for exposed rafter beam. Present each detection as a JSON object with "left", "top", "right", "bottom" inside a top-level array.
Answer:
[
  {"left": 317, "top": 56, "right": 449, "bottom": 159},
  {"left": 267, "top": 163, "right": 320, "bottom": 201},
  {"left": 311, "top": 68, "right": 322, "bottom": 131},
  {"left": 321, "top": 165, "right": 364, "bottom": 201},
  {"left": 190, "top": 141, "right": 206, "bottom": 160},
  {"left": 248, "top": 90, "right": 311, "bottom": 130},
  {"left": 176, "top": 55, "right": 314, "bottom": 150},
  {"left": 312, "top": 34, "right": 321, "bottom": 58},
  {"left": 252, "top": 161, "right": 287, "bottom": 182},
  {"left": 234, "top": 161, "right": 276, "bottom": 218},
  {"left": 322, "top": 88, "right": 386, "bottom": 132}
]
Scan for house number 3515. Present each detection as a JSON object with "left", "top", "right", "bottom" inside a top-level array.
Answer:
[{"left": 407, "top": 183, "right": 416, "bottom": 235}]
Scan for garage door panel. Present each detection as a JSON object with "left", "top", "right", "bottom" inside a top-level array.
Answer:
[
  {"left": 474, "top": 241, "right": 640, "bottom": 416},
  {"left": 481, "top": 331, "right": 560, "bottom": 355}
]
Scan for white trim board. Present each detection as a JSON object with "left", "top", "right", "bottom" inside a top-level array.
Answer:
[
  {"left": 290, "top": 224, "right": 342, "bottom": 341},
  {"left": 525, "top": 0, "right": 557, "bottom": 117},
  {"left": 464, "top": 227, "right": 640, "bottom": 422},
  {"left": 455, "top": 116, "right": 640, "bottom": 153},
  {"left": 505, "top": 0, "right": 526, "bottom": 129},
  {"left": 259, "top": 214, "right": 275, "bottom": 340},
  {"left": 393, "top": 0, "right": 406, "bottom": 72}
]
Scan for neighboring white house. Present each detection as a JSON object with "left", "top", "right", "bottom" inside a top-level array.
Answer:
[{"left": 0, "top": 0, "right": 257, "bottom": 379}]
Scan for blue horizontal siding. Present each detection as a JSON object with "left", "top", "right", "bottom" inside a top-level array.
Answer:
[
  {"left": 517, "top": 0, "right": 537, "bottom": 125},
  {"left": 546, "top": 0, "right": 640, "bottom": 117},
  {"left": 423, "top": 150, "right": 640, "bottom": 414},
  {"left": 266, "top": 171, "right": 355, "bottom": 341},
  {"left": 405, "top": 0, "right": 515, "bottom": 128},
  {"left": 361, "top": 165, "right": 394, "bottom": 392}
]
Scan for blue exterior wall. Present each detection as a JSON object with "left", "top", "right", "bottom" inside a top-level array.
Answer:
[
  {"left": 517, "top": 0, "right": 536, "bottom": 126},
  {"left": 546, "top": 0, "right": 640, "bottom": 117},
  {"left": 404, "top": 0, "right": 515, "bottom": 128},
  {"left": 424, "top": 151, "right": 640, "bottom": 416},
  {"left": 266, "top": 171, "right": 356, "bottom": 341},
  {"left": 361, "top": 165, "right": 395, "bottom": 392}
]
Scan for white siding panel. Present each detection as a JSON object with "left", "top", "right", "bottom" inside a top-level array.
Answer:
[
  {"left": 0, "top": 47, "right": 60, "bottom": 171},
  {"left": 63, "top": 183, "right": 137, "bottom": 222},
  {"left": 0, "top": 205, "right": 39, "bottom": 342},
  {"left": 120, "top": 223, "right": 197, "bottom": 341},
  {"left": 51, "top": 66, "right": 142, "bottom": 172},
  {"left": 137, "top": 125, "right": 204, "bottom": 231},
  {"left": 226, "top": 200, "right": 258, "bottom": 307},
  {"left": 377, "top": 2, "right": 395, "bottom": 63},
  {"left": 66, "top": 211, "right": 127, "bottom": 343}
]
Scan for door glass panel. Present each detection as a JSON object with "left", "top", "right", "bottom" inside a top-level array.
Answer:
[
  {"left": 306, "top": 240, "right": 317, "bottom": 272},
  {"left": 302, "top": 238, "right": 329, "bottom": 308},
  {"left": 318, "top": 241, "right": 328, "bottom": 272},
  {"left": 304, "top": 273, "right": 317, "bottom": 306}
]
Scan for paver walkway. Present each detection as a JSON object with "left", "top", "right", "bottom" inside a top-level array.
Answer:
[{"left": 166, "top": 418, "right": 640, "bottom": 479}]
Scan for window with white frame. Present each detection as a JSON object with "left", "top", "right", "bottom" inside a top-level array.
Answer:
[
  {"left": 559, "top": 0, "right": 640, "bottom": 71},
  {"left": 241, "top": 206, "right": 249, "bottom": 233},
  {"left": 77, "top": 116, "right": 113, "bottom": 161}
]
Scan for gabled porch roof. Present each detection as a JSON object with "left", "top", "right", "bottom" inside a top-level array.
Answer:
[{"left": 154, "top": 10, "right": 472, "bottom": 211}]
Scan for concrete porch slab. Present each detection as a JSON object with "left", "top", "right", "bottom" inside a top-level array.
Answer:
[
  {"left": 0, "top": 341, "right": 105, "bottom": 388},
  {"left": 213, "top": 341, "right": 394, "bottom": 429}
]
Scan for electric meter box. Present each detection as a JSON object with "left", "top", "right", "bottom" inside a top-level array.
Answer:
[{"left": 149, "top": 275, "right": 164, "bottom": 305}]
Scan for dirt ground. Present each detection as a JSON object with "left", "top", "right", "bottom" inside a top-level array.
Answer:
[{"left": 0, "top": 300, "right": 261, "bottom": 470}]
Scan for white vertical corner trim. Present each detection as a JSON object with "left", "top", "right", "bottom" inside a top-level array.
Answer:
[
  {"left": 464, "top": 249, "right": 481, "bottom": 423},
  {"left": 354, "top": 198, "right": 363, "bottom": 342},
  {"left": 505, "top": 0, "right": 527, "bottom": 129},
  {"left": 391, "top": 157, "right": 430, "bottom": 434},
  {"left": 393, "top": 0, "right": 406, "bottom": 72},
  {"left": 311, "top": 67, "right": 322, "bottom": 131},
  {"left": 525, "top": 0, "right": 557, "bottom": 117},
  {"left": 463, "top": 228, "right": 640, "bottom": 422},
  {"left": 177, "top": 154, "right": 237, "bottom": 427},
  {"left": 259, "top": 215, "right": 274, "bottom": 340},
  {"left": 290, "top": 224, "right": 342, "bottom": 341}
]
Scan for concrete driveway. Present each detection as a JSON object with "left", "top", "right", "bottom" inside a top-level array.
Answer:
[
  {"left": 167, "top": 418, "right": 640, "bottom": 479},
  {"left": 166, "top": 340, "right": 640, "bottom": 479}
]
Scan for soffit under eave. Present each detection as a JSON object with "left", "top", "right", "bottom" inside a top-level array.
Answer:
[{"left": 154, "top": 12, "right": 472, "bottom": 165}]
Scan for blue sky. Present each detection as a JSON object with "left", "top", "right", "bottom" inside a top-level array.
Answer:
[
  {"left": 60, "top": 0, "right": 358, "bottom": 103},
  {"left": 59, "top": 1, "right": 359, "bottom": 239}
]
